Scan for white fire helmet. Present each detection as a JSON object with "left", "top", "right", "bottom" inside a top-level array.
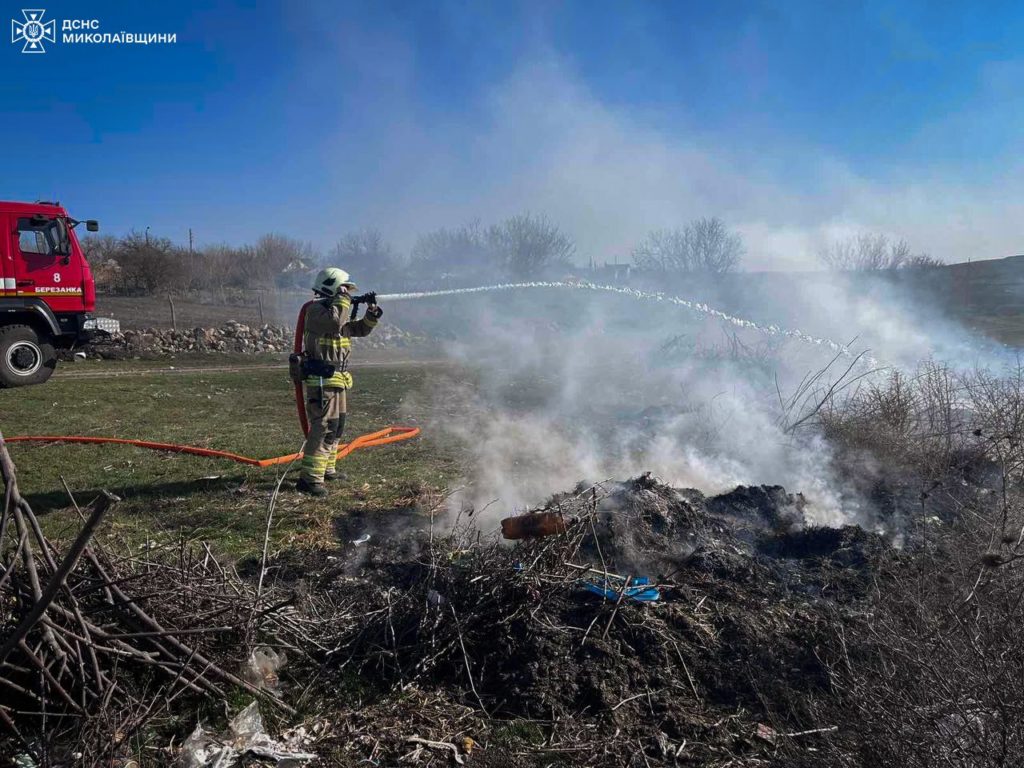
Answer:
[{"left": 312, "top": 267, "right": 356, "bottom": 298}]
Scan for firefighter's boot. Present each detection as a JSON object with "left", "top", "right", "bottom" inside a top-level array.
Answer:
[{"left": 295, "top": 477, "right": 328, "bottom": 497}]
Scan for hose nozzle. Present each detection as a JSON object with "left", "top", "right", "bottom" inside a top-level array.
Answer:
[{"left": 349, "top": 291, "right": 377, "bottom": 320}]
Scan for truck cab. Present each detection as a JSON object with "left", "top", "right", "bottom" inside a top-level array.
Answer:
[{"left": 0, "top": 200, "right": 98, "bottom": 387}]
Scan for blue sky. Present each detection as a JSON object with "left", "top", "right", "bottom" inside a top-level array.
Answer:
[{"left": 2, "top": 0, "right": 1023, "bottom": 267}]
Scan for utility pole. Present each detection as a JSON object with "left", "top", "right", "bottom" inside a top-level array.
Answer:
[
  {"left": 188, "top": 228, "right": 194, "bottom": 256},
  {"left": 145, "top": 226, "right": 150, "bottom": 246}
]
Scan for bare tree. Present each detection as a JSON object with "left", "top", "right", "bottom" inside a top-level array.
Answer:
[
  {"left": 192, "top": 243, "right": 254, "bottom": 292},
  {"left": 486, "top": 213, "right": 575, "bottom": 279},
  {"left": 632, "top": 217, "right": 743, "bottom": 275},
  {"left": 79, "top": 234, "right": 119, "bottom": 265},
  {"left": 632, "top": 229, "right": 689, "bottom": 272},
  {"left": 79, "top": 234, "right": 123, "bottom": 292},
  {"left": 410, "top": 220, "right": 496, "bottom": 282},
  {"left": 818, "top": 234, "right": 929, "bottom": 271},
  {"left": 114, "top": 231, "right": 187, "bottom": 294},
  {"left": 253, "top": 234, "right": 318, "bottom": 287},
  {"left": 688, "top": 216, "right": 744, "bottom": 273},
  {"left": 328, "top": 229, "right": 401, "bottom": 287}
]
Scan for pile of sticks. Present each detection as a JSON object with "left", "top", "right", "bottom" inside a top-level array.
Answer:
[{"left": 0, "top": 431, "right": 292, "bottom": 761}]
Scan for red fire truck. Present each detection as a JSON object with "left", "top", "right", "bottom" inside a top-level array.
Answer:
[{"left": 0, "top": 200, "right": 98, "bottom": 387}]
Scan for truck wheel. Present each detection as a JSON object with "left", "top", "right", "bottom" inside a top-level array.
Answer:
[{"left": 0, "top": 325, "right": 57, "bottom": 388}]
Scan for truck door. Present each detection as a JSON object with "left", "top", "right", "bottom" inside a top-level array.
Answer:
[
  {"left": 0, "top": 213, "right": 11, "bottom": 295},
  {"left": 11, "top": 214, "right": 84, "bottom": 313}
]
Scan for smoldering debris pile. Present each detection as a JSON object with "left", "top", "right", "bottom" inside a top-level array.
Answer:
[
  {"left": 71, "top": 321, "right": 424, "bottom": 358},
  {"left": 0, "top": 458, "right": 912, "bottom": 766},
  {"left": 283, "top": 473, "right": 893, "bottom": 767}
]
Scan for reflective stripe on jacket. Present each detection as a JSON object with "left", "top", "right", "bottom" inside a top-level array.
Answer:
[{"left": 302, "top": 295, "right": 378, "bottom": 388}]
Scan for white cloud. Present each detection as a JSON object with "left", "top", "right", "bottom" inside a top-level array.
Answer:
[{"left": 332, "top": 50, "right": 1024, "bottom": 269}]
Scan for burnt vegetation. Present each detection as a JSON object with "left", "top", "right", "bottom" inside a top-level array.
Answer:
[{"left": 3, "top": 359, "right": 1024, "bottom": 766}]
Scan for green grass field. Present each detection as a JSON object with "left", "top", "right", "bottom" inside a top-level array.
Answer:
[{"left": 0, "top": 359, "right": 462, "bottom": 560}]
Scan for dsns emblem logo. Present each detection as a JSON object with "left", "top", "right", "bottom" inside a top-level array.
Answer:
[{"left": 11, "top": 9, "right": 55, "bottom": 53}]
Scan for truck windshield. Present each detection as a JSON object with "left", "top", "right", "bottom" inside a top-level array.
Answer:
[{"left": 17, "top": 217, "right": 69, "bottom": 257}]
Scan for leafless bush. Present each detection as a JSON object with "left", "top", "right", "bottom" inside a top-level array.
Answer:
[
  {"left": 486, "top": 212, "right": 575, "bottom": 279},
  {"left": 89, "top": 231, "right": 320, "bottom": 295},
  {"left": 412, "top": 214, "right": 575, "bottom": 282},
  {"left": 114, "top": 231, "right": 189, "bottom": 294},
  {"left": 818, "top": 233, "right": 938, "bottom": 271},
  {"left": 80, "top": 234, "right": 123, "bottom": 292},
  {"left": 78, "top": 233, "right": 119, "bottom": 265},
  {"left": 632, "top": 216, "right": 743, "bottom": 275},
  {"left": 252, "top": 233, "right": 319, "bottom": 289},
  {"left": 904, "top": 253, "right": 945, "bottom": 268},
  {"left": 805, "top": 362, "right": 979, "bottom": 482},
  {"left": 803, "top": 498, "right": 1024, "bottom": 768},
  {"left": 780, "top": 362, "right": 1024, "bottom": 766},
  {"left": 410, "top": 220, "right": 495, "bottom": 282},
  {"left": 631, "top": 228, "right": 687, "bottom": 273},
  {"left": 327, "top": 228, "right": 402, "bottom": 286}
]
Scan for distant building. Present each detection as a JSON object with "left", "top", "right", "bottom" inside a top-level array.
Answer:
[
  {"left": 591, "top": 262, "right": 632, "bottom": 283},
  {"left": 281, "top": 259, "right": 313, "bottom": 274}
]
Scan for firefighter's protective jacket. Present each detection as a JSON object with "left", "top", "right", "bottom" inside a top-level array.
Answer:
[{"left": 302, "top": 294, "right": 378, "bottom": 389}]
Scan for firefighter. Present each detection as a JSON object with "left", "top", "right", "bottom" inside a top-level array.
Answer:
[{"left": 296, "top": 267, "right": 382, "bottom": 496}]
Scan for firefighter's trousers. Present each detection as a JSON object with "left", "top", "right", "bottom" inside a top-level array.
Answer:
[{"left": 301, "top": 386, "right": 348, "bottom": 484}]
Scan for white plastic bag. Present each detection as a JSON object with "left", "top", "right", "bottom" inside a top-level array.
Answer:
[
  {"left": 175, "top": 701, "right": 314, "bottom": 767},
  {"left": 240, "top": 646, "right": 286, "bottom": 691}
]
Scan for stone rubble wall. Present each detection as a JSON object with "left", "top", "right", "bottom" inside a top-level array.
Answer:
[{"left": 73, "top": 321, "right": 424, "bottom": 359}]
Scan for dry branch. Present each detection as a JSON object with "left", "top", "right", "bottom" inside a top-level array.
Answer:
[{"left": 0, "top": 429, "right": 300, "bottom": 761}]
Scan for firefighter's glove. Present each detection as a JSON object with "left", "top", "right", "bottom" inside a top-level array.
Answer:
[{"left": 367, "top": 304, "right": 383, "bottom": 319}]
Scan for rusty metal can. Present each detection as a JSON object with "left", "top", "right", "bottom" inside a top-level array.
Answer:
[{"left": 500, "top": 511, "right": 567, "bottom": 540}]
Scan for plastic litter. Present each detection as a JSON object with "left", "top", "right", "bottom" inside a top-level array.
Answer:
[
  {"left": 351, "top": 533, "right": 371, "bottom": 545},
  {"left": 179, "top": 724, "right": 221, "bottom": 768},
  {"left": 580, "top": 575, "right": 661, "bottom": 603},
  {"left": 177, "top": 701, "right": 316, "bottom": 767},
  {"left": 241, "top": 647, "right": 286, "bottom": 691},
  {"left": 405, "top": 736, "right": 465, "bottom": 765}
]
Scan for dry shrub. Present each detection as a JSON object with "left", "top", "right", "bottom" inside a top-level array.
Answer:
[
  {"left": 784, "top": 361, "right": 1024, "bottom": 767},
  {"left": 817, "top": 362, "right": 976, "bottom": 481},
  {"left": 801, "top": 500, "right": 1024, "bottom": 768}
]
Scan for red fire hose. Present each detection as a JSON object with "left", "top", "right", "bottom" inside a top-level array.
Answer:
[
  {"left": 294, "top": 299, "right": 312, "bottom": 437},
  {"left": 6, "top": 300, "right": 420, "bottom": 465}
]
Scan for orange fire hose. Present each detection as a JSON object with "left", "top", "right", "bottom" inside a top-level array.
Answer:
[
  {"left": 3, "top": 427, "right": 420, "bottom": 467},
  {"left": 5, "top": 298, "right": 420, "bottom": 466}
]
